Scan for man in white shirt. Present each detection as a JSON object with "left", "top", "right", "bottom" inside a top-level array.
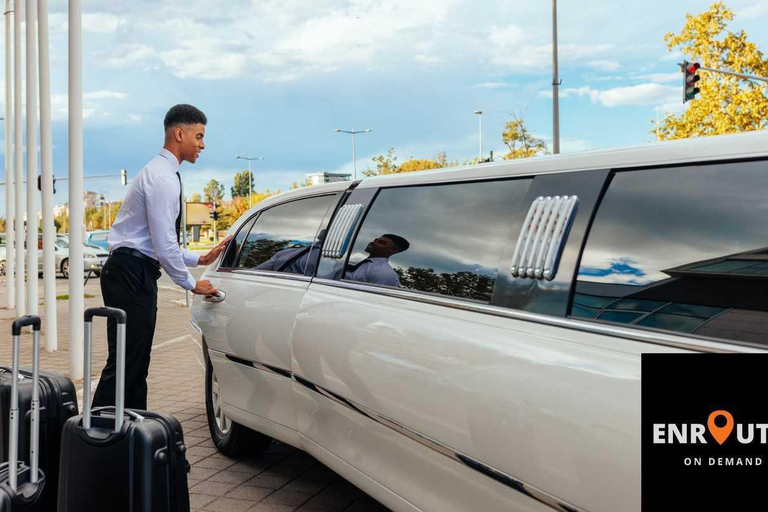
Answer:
[
  {"left": 92, "top": 104, "right": 230, "bottom": 410},
  {"left": 345, "top": 234, "right": 410, "bottom": 287}
]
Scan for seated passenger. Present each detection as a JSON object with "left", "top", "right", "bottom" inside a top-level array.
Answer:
[
  {"left": 256, "top": 230, "right": 326, "bottom": 275},
  {"left": 346, "top": 234, "right": 410, "bottom": 287}
]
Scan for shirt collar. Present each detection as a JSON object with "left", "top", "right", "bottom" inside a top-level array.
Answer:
[
  {"left": 368, "top": 257, "right": 389, "bottom": 262},
  {"left": 158, "top": 148, "right": 181, "bottom": 172}
]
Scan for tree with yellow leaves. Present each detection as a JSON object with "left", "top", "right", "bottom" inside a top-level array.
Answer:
[
  {"left": 658, "top": 1, "right": 768, "bottom": 140},
  {"left": 501, "top": 113, "right": 548, "bottom": 159},
  {"left": 363, "top": 148, "right": 457, "bottom": 177}
]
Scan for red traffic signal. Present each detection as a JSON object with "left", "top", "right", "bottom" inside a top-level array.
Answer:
[{"left": 683, "top": 61, "right": 701, "bottom": 103}]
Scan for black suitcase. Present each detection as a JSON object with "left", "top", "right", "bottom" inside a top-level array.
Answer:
[
  {"left": 57, "top": 307, "right": 191, "bottom": 512},
  {"left": 0, "top": 366, "right": 78, "bottom": 511},
  {"left": 0, "top": 316, "right": 47, "bottom": 510}
]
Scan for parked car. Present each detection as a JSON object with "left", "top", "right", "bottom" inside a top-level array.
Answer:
[
  {"left": 85, "top": 230, "right": 110, "bottom": 251},
  {"left": 190, "top": 131, "right": 768, "bottom": 512},
  {"left": 0, "top": 235, "right": 108, "bottom": 278}
]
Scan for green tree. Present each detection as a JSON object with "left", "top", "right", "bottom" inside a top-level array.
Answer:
[
  {"left": 203, "top": 179, "right": 225, "bottom": 203},
  {"left": 53, "top": 218, "right": 62, "bottom": 233},
  {"left": 658, "top": 2, "right": 768, "bottom": 139},
  {"left": 189, "top": 192, "right": 202, "bottom": 203},
  {"left": 231, "top": 171, "right": 255, "bottom": 198},
  {"left": 501, "top": 114, "right": 548, "bottom": 159},
  {"left": 290, "top": 178, "right": 314, "bottom": 190}
]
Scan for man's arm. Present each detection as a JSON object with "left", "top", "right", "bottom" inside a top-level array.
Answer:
[{"left": 145, "top": 174, "right": 197, "bottom": 290}]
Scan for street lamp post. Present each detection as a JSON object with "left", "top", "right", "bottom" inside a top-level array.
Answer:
[
  {"left": 334, "top": 128, "right": 371, "bottom": 180},
  {"left": 552, "top": 0, "right": 561, "bottom": 154},
  {"left": 235, "top": 154, "right": 263, "bottom": 209},
  {"left": 474, "top": 111, "right": 483, "bottom": 162}
]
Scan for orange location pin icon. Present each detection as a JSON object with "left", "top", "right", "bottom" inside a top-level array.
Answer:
[{"left": 708, "top": 410, "right": 734, "bottom": 445}]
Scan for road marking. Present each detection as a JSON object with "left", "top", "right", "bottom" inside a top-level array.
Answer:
[{"left": 152, "top": 334, "right": 191, "bottom": 351}]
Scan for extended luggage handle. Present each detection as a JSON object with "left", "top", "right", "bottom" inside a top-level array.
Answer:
[
  {"left": 83, "top": 307, "right": 127, "bottom": 433},
  {"left": 8, "top": 315, "right": 42, "bottom": 492}
]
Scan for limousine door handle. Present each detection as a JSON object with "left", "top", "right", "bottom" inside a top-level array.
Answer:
[{"left": 204, "top": 290, "right": 226, "bottom": 303}]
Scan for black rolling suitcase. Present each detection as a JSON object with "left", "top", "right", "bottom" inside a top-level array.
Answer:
[
  {"left": 0, "top": 315, "right": 47, "bottom": 510},
  {"left": 57, "top": 307, "right": 191, "bottom": 512},
  {"left": 0, "top": 349, "right": 78, "bottom": 511}
]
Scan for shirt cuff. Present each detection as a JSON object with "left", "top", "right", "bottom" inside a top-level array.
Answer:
[
  {"left": 183, "top": 272, "right": 197, "bottom": 291},
  {"left": 183, "top": 249, "right": 200, "bottom": 267}
]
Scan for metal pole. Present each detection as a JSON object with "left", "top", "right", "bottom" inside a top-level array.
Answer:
[
  {"left": 69, "top": 0, "right": 84, "bottom": 379},
  {"left": 39, "top": 0, "right": 55, "bottom": 350},
  {"left": 4, "top": 0, "right": 14, "bottom": 312},
  {"left": 13, "top": 0, "right": 23, "bottom": 315},
  {"left": 478, "top": 114, "right": 483, "bottom": 161},
  {"left": 698, "top": 65, "right": 768, "bottom": 84},
  {"left": 248, "top": 155, "right": 252, "bottom": 209},
  {"left": 25, "top": 0, "right": 38, "bottom": 315},
  {"left": 212, "top": 200, "right": 217, "bottom": 246},
  {"left": 352, "top": 129, "right": 356, "bottom": 181},
  {"left": 551, "top": 0, "right": 561, "bottom": 154}
]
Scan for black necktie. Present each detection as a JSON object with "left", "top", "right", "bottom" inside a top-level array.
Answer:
[
  {"left": 175, "top": 172, "right": 182, "bottom": 245},
  {"left": 346, "top": 258, "right": 371, "bottom": 273}
]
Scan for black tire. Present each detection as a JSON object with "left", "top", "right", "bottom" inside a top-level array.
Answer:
[
  {"left": 61, "top": 259, "right": 69, "bottom": 278},
  {"left": 0, "top": 260, "right": 5, "bottom": 277},
  {"left": 204, "top": 340, "right": 272, "bottom": 457}
]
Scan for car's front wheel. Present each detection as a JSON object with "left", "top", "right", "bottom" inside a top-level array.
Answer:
[
  {"left": 205, "top": 344, "right": 272, "bottom": 457},
  {"left": 61, "top": 259, "right": 69, "bottom": 278},
  {"left": 0, "top": 260, "right": 5, "bottom": 277}
]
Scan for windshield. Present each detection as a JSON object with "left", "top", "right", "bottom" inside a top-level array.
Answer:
[{"left": 55, "top": 239, "right": 69, "bottom": 249}]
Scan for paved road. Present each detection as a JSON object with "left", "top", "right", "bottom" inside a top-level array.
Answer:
[{"left": 0, "top": 270, "right": 389, "bottom": 512}]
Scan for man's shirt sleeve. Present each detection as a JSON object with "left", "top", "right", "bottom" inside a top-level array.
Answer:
[
  {"left": 182, "top": 249, "right": 200, "bottom": 267},
  {"left": 145, "top": 174, "right": 196, "bottom": 290}
]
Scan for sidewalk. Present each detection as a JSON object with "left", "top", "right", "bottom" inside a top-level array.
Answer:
[{"left": 0, "top": 277, "right": 388, "bottom": 512}]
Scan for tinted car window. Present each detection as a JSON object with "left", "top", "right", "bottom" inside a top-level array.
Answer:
[
  {"left": 219, "top": 216, "right": 257, "bottom": 268},
  {"left": 573, "top": 161, "right": 768, "bottom": 346},
  {"left": 344, "top": 179, "right": 531, "bottom": 303},
  {"left": 237, "top": 195, "right": 335, "bottom": 274}
]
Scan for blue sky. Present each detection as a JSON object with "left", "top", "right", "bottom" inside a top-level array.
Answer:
[{"left": 2, "top": 0, "right": 768, "bottom": 216}]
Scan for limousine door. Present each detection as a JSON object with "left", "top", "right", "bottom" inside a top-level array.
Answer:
[
  {"left": 289, "top": 170, "right": 651, "bottom": 512},
  {"left": 198, "top": 193, "right": 337, "bottom": 440}
]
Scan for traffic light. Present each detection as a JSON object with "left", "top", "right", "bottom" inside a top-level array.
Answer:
[
  {"left": 683, "top": 61, "right": 701, "bottom": 103},
  {"left": 209, "top": 203, "right": 219, "bottom": 221},
  {"left": 120, "top": 168, "right": 128, "bottom": 186}
]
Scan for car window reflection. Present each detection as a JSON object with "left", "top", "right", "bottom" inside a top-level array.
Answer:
[{"left": 574, "top": 162, "right": 768, "bottom": 346}]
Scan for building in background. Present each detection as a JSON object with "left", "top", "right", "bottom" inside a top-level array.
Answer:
[{"left": 306, "top": 172, "right": 351, "bottom": 186}]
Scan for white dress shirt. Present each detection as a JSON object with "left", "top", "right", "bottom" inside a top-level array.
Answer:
[
  {"left": 108, "top": 148, "right": 199, "bottom": 290},
  {"left": 346, "top": 257, "right": 400, "bottom": 287}
]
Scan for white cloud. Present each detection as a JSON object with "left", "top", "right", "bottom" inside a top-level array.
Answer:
[
  {"left": 82, "top": 12, "right": 130, "bottom": 33},
  {"left": 128, "top": 113, "right": 143, "bottom": 123},
  {"left": 413, "top": 55, "right": 443, "bottom": 66},
  {"left": 633, "top": 72, "right": 680, "bottom": 83},
  {"left": 539, "top": 83, "right": 679, "bottom": 108},
  {"left": 472, "top": 82, "right": 515, "bottom": 89},
  {"left": 93, "top": 44, "right": 163, "bottom": 71},
  {"left": 740, "top": 2, "right": 768, "bottom": 19},
  {"left": 50, "top": 91, "right": 127, "bottom": 122},
  {"left": 589, "top": 60, "right": 621, "bottom": 72}
]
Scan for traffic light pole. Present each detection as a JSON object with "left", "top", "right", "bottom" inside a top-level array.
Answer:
[{"left": 698, "top": 65, "right": 768, "bottom": 84}]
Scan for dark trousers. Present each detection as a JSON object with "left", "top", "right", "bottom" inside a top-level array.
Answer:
[{"left": 92, "top": 252, "right": 160, "bottom": 410}]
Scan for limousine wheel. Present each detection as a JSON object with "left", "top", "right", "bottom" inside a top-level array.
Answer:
[
  {"left": 204, "top": 346, "right": 272, "bottom": 457},
  {"left": 61, "top": 259, "right": 69, "bottom": 278}
]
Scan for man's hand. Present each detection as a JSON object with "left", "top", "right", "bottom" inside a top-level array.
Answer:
[
  {"left": 198, "top": 236, "right": 232, "bottom": 266},
  {"left": 192, "top": 279, "right": 217, "bottom": 296}
]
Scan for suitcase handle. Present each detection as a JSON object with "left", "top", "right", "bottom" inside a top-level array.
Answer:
[
  {"left": 84, "top": 306, "right": 127, "bottom": 324},
  {"left": 8, "top": 315, "right": 42, "bottom": 492},
  {"left": 11, "top": 315, "right": 41, "bottom": 336},
  {"left": 83, "top": 307, "right": 127, "bottom": 434}
]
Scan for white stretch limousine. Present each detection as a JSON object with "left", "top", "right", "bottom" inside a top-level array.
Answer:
[{"left": 190, "top": 131, "right": 768, "bottom": 512}]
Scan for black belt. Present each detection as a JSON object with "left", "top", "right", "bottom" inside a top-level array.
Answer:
[{"left": 111, "top": 247, "right": 161, "bottom": 269}]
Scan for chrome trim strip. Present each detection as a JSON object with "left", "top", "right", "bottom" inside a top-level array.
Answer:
[
  {"left": 509, "top": 196, "right": 539, "bottom": 275},
  {"left": 533, "top": 196, "right": 560, "bottom": 278},
  {"left": 311, "top": 278, "right": 764, "bottom": 354},
  {"left": 216, "top": 349, "right": 583, "bottom": 511},
  {"left": 516, "top": 197, "right": 545, "bottom": 276},
  {"left": 526, "top": 196, "right": 554, "bottom": 277},
  {"left": 230, "top": 269, "right": 312, "bottom": 283},
  {"left": 323, "top": 203, "right": 364, "bottom": 259},
  {"left": 189, "top": 316, "right": 202, "bottom": 335},
  {"left": 543, "top": 196, "right": 578, "bottom": 281}
]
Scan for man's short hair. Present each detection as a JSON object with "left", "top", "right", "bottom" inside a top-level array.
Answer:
[
  {"left": 383, "top": 234, "right": 410, "bottom": 253},
  {"left": 163, "top": 104, "right": 207, "bottom": 131}
]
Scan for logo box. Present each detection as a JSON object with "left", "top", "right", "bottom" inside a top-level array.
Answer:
[{"left": 642, "top": 353, "right": 768, "bottom": 510}]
